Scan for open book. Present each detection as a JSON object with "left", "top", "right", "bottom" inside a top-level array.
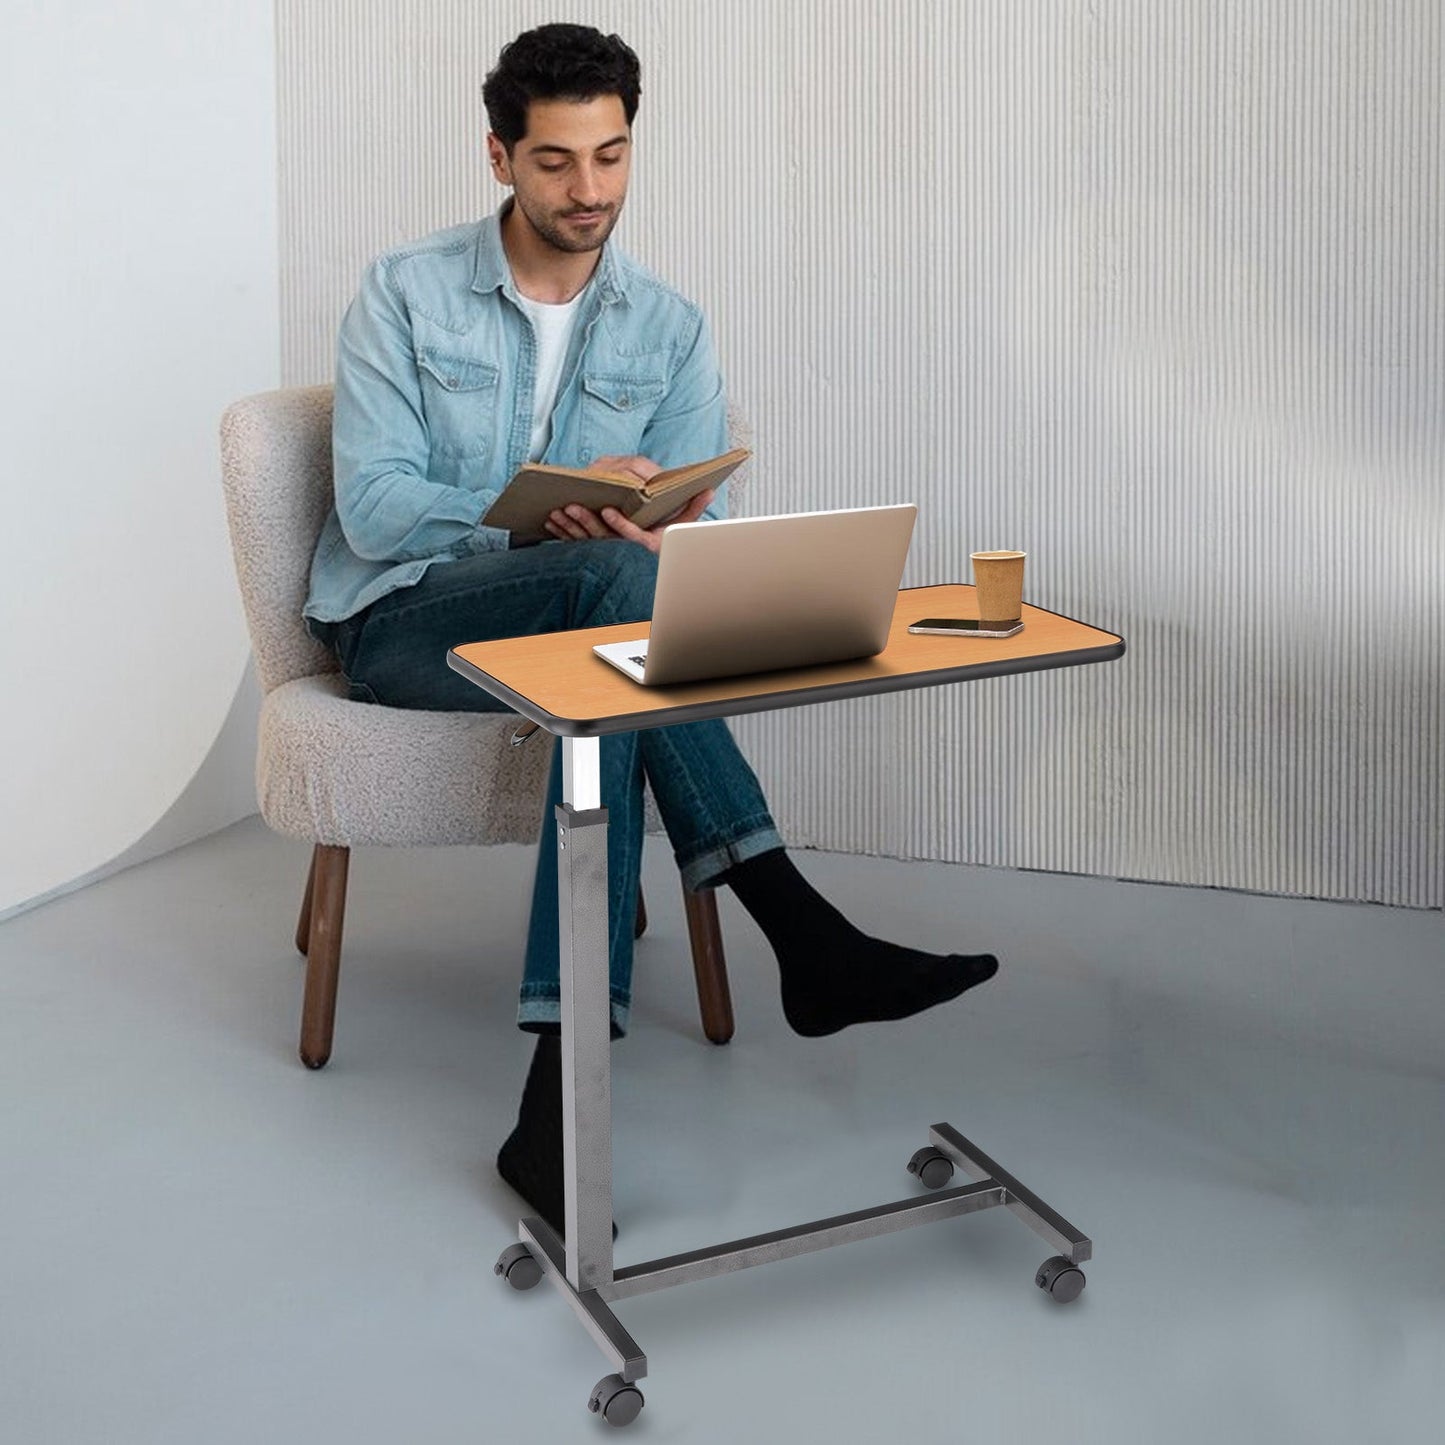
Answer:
[{"left": 481, "top": 447, "right": 749, "bottom": 543}]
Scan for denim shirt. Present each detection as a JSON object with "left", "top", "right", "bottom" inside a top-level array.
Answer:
[{"left": 304, "top": 204, "right": 730, "bottom": 623}]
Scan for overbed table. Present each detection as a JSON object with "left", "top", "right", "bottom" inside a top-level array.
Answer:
[{"left": 448, "top": 582, "right": 1125, "bottom": 1426}]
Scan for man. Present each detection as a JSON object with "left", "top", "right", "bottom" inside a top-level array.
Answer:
[{"left": 304, "top": 23, "right": 998, "bottom": 1237}]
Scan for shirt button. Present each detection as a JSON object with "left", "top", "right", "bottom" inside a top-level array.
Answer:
[
  {"left": 579, "top": 450, "right": 591, "bottom": 462},
  {"left": 619, "top": 393, "right": 630, "bottom": 408}
]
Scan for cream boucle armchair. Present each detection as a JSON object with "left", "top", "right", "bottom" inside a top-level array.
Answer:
[{"left": 219, "top": 385, "right": 737, "bottom": 1068}]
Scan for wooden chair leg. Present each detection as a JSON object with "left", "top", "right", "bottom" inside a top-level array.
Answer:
[
  {"left": 299, "top": 843, "right": 350, "bottom": 1070},
  {"left": 295, "top": 847, "right": 317, "bottom": 955},
  {"left": 634, "top": 885, "right": 648, "bottom": 940},
  {"left": 682, "top": 883, "right": 734, "bottom": 1045}
]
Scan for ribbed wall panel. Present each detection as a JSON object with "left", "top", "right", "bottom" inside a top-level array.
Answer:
[{"left": 278, "top": 0, "right": 1443, "bottom": 907}]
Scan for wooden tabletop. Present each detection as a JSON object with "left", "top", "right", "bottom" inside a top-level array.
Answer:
[{"left": 447, "top": 583, "right": 1124, "bottom": 737}]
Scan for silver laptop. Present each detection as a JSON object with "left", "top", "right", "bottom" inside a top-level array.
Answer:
[{"left": 592, "top": 503, "right": 916, "bottom": 686}]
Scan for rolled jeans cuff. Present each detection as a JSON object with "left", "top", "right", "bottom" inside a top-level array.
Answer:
[
  {"left": 517, "top": 986, "right": 632, "bottom": 1039},
  {"left": 678, "top": 821, "right": 785, "bottom": 893}
]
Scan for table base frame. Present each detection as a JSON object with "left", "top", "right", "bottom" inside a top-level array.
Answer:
[
  {"left": 504, "top": 736, "right": 1093, "bottom": 1408},
  {"left": 513, "top": 1120, "right": 1092, "bottom": 1386}
]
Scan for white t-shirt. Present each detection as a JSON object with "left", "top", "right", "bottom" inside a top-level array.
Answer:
[{"left": 515, "top": 284, "right": 592, "bottom": 461}]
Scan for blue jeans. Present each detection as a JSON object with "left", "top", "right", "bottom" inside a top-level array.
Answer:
[{"left": 310, "top": 541, "right": 783, "bottom": 1036}]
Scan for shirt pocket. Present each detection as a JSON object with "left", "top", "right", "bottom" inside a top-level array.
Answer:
[
  {"left": 415, "top": 347, "right": 499, "bottom": 459},
  {"left": 580, "top": 372, "right": 667, "bottom": 460}
]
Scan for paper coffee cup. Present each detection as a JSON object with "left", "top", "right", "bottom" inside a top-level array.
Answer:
[{"left": 970, "top": 550, "right": 1026, "bottom": 628}]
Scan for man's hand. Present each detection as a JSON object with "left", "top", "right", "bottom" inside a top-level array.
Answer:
[{"left": 543, "top": 453, "right": 716, "bottom": 554}]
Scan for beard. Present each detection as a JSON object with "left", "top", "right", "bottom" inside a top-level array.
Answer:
[{"left": 517, "top": 195, "right": 623, "bottom": 254}]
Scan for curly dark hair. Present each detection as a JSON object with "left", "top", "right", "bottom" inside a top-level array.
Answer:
[{"left": 483, "top": 23, "right": 642, "bottom": 151}]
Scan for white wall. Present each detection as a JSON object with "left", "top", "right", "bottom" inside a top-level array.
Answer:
[
  {"left": 0, "top": 2, "right": 279, "bottom": 916},
  {"left": 276, "top": 0, "right": 1442, "bottom": 907}
]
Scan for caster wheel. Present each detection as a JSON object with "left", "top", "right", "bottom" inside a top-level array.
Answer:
[
  {"left": 588, "top": 1373, "right": 644, "bottom": 1426},
  {"left": 494, "top": 1243, "right": 542, "bottom": 1291},
  {"left": 1035, "top": 1255, "right": 1086, "bottom": 1303},
  {"left": 906, "top": 1146, "right": 955, "bottom": 1190}
]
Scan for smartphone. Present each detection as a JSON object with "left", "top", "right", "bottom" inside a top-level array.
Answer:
[{"left": 908, "top": 617, "right": 1024, "bottom": 639}]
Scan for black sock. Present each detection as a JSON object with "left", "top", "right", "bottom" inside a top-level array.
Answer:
[
  {"left": 496, "top": 1034, "right": 618, "bottom": 1241},
  {"left": 721, "top": 849, "right": 999, "bottom": 1037},
  {"left": 521, "top": 1018, "right": 624, "bottom": 1042}
]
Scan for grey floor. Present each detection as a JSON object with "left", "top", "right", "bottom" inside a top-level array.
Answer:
[{"left": 0, "top": 817, "right": 1440, "bottom": 1444}]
